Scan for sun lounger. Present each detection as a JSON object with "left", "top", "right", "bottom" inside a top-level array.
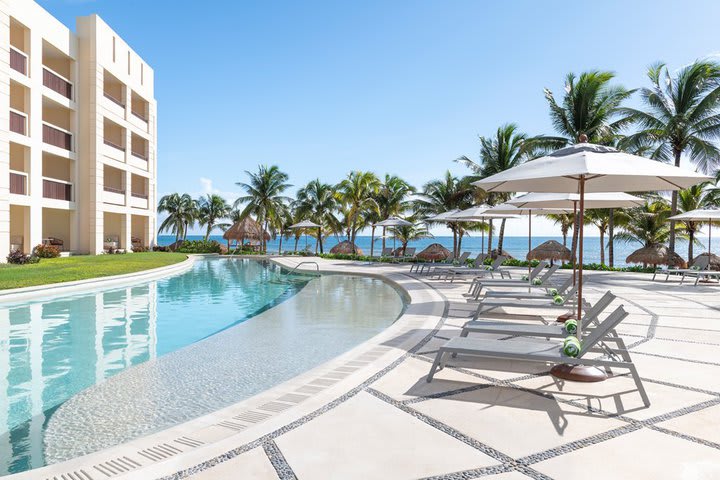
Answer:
[
  {"left": 653, "top": 256, "right": 711, "bottom": 283},
  {"left": 466, "top": 261, "right": 548, "bottom": 297},
  {"left": 402, "top": 247, "right": 417, "bottom": 262},
  {"left": 472, "top": 283, "right": 580, "bottom": 318},
  {"left": 681, "top": 269, "right": 720, "bottom": 286},
  {"left": 427, "top": 305, "right": 649, "bottom": 407},
  {"left": 467, "top": 262, "right": 556, "bottom": 300},
  {"left": 417, "top": 252, "right": 471, "bottom": 275},
  {"left": 484, "top": 275, "right": 573, "bottom": 301},
  {"left": 442, "top": 256, "right": 510, "bottom": 282}
]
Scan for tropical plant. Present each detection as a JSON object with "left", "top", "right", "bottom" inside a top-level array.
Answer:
[
  {"left": 196, "top": 194, "right": 231, "bottom": 240},
  {"left": 335, "top": 171, "right": 380, "bottom": 252},
  {"left": 294, "top": 179, "right": 338, "bottom": 253},
  {"left": 414, "top": 171, "right": 475, "bottom": 257},
  {"left": 234, "top": 165, "right": 292, "bottom": 251},
  {"left": 545, "top": 213, "right": 574, "bottom": 247},
  {"left": 390, "top": 220, "right": 432, "bottom": 255},
  {"left": 158, "top": 193, "right": 197, "bottom": 242},
  {"left": 456, "top": 123, "right": 551, "bottom": 255},
  {"left": 676, "top": 184, "right": 716, "bottom": 260},
  {"left": 615, "top": 200, "right": 678, "bottom": 248},
  {"left": 373, "top": 175, "right": 415, "bottom": 255},
  {"left": 584, "top": 209, "right": 612, "bottom": 265},
  {"left": 620, "top": 60, "right": 720, "bottom": 254}
]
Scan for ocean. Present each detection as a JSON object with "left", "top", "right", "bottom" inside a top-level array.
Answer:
[{"left": 157, "top": 234, "right": 712, "bottom": 267}]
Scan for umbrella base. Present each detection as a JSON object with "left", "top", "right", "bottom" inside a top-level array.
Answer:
[
  {"left": 556, "top": 312, "right": 576, "bottom": 323},
  {"left": 550, "top": 364, "right": 607, "bottom": 382}
]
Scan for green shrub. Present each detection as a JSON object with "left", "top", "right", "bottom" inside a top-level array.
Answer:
[
  {"left": 132, "top": 245, "right": 149, "bottom": 253},
  {"left": 32, "top": 244, "right": 61, "bottom": 258},
  {"left": 177, "top": 239, "right": 222, "bottom": 254}
]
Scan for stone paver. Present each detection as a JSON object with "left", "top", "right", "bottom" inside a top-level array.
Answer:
[{"left": 188, "top": 447, "right": 278, "bottom": 480}]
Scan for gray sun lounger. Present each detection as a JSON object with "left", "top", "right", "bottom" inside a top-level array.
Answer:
[
  {"left": 466, "top": 261, "right": 549, "bottom": 298},
  {"left": 421, "top": 252, "right": 471, "bottom": 275},
  {"left": 472, "top": 283, "right": 580, "bottom": 318},
  {"left": 442, "top": 256, "right": 510, "bottom": 282},
  {"left": 483, "top": 275, "right": 573, "bottom": 301},
  {"left": 410, "top": 251, "right": 470, "bottom": 274},
  {"left": 468, "top": 263, "right": 558, "bottom": 300},
  {"left": 652, "top": 256, "right": 709, "bottom": 282},
  {"left": 427, "top": 305, "right": 649, "bottom": 407}
]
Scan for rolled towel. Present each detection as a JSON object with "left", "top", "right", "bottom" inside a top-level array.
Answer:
[
  {"left": 532, "top": 278, "right": 543, "bottom": 286},
  {"left": 563, "top": 336, "right": 582, "bottom": 357},
  {"left": 564, "top": 318, "right": 578, "bottom": 335},
  {"left": 485, "top": 266, "right": 494, "bottom": 271},
  {"left": 548, "top": 288, "right": 559, "bottom": 297},
  {"left": 552, "top": 295, "right": 564, "bottom": 305},
  {"left": 521, "top": 275, "right": 529, "bottom": 281}
]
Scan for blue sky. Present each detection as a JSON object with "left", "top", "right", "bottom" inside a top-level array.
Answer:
[{"left": 38, "top": 0, "right": 720, "bottom": 235}]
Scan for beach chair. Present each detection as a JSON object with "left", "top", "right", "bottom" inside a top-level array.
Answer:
[
  {"left": 652, "top": 256, "right": 709, "bottom": 282},
  {"left": 467, "top": 261, "right": 552, "bottom": 300},
  {"left": 402, "top": 247, "right": 417, "bottom": 262},
  {"left": 426, "top": 305, "right": 650, "bottom": 407},
  {"left": 472, "top": 282, "right": 580, "bottom": 318},
  {"left": 483, "top": 274, "right": 573, "bottom": 301},
  {"left": 443, "top": 256, "right": 510, "bottom": 282},
  {"left": 423, "top": 251, "right": 471, "bottom": 276},
  {"left": 380, "top": 247, "right": 393, "bottom": 260},
  {"left": 410, "top": 251, "right": 464, "bottom": 273}
]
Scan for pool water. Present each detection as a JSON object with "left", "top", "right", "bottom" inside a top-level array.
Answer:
[{"left": 0, "top": 258, "right": 403, "bottom": 476}]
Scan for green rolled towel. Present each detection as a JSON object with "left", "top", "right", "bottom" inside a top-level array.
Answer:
[
  {"left": 485, "top": 266, "right": 494, "bottom": 271},
  {"left": 564, "top": 319, "right": 578, "bottom": 335},
  {"left": 548, "top": 288, "right": 559, "bottom": 297},
  {"left": 691, "top": 265, "right": 701, "bottom": 271},
  {"left": 563, "top": 336, "right": 581, "bottom": 357},
  {"left": 521, "top": 275, "right": 529, "bottom": 281},
  {"left": 552, "top": 295, "right": 564, "bottom": 305},
  {"left": 532, "top": 278, "right": 543, "bottom": 286}
]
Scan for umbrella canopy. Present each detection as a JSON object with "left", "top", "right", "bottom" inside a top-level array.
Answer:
[
  {"left": 424, "top": 210, "right": 460, "bottom": 222},
  {"left": 375, "top": 216, "right": 413, "bottom": 227},
  {"left": 223, "top": 217, "right": 270, "bottom": 242},
  {"left": 288, "top": 219, "right": 321, "bottom": 229},
  {"left": 330, "top": 240, "right": 363, "bottom": 255},
  {"left": 473, "top": 143, "right": 710, "bottom": 194},
  {"left": 669, "top": 208, "right": 720, "bottom": 255},
  {"left": 626, "top": 244, "right": 687, "bottom": 268},
  {"left": 508, "top": 192, "right": 645, "bottom": 209},
  {"left": 447, "top": 206, "right": 518, "bottom": 221},
  {"left": 527, "top": 240, "right": 573, "bottom": 262},
  {"left": 417, "top": 243, "right": 452, "bottom": 261}
]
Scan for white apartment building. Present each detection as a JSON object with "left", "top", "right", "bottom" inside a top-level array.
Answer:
[{"left": 0, "top": 0, "right": 157, "bottom": 259}]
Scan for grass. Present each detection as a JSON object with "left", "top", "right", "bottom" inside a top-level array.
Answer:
[{"left": 0, "top": 252, "right": 188, "bottom": 290}]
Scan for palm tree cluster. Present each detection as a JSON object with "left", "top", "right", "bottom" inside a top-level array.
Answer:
[{"left": 159, "top": 59, "right": 720, "bottom": 264}]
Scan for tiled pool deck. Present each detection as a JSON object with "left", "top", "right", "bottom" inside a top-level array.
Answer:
[{"left": 13, "top": 257, "right": 720, "bottom": 479}]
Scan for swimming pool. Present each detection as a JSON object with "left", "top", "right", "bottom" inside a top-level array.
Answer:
[{"left": 0, "top": 258, "right": 404, "bottom": 475}]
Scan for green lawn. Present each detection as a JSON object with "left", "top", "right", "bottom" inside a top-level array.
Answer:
[{"left": 0, "top": 252, "right": 188, "bottom": 290}]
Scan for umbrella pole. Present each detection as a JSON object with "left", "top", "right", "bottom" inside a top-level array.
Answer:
[
  {"left": 481, "top": 220, "right": 485, "bottom": 262},
  {"left": 551, "top": 176, "right": 607, "bottom": 383},
  {"left": 528, "top": 211, "right": 532, "bottom": 284},
  {"left": 572, "top": 200, "right": 577, "bottom": 286}
]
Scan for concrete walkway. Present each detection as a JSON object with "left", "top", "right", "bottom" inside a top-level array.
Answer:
[{"left": 180, "top": 258, "right": 720, "bottom": 480}]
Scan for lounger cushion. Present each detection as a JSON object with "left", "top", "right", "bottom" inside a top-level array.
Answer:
[{"left": 440, "top": 336, "right": 573, "bottom": 360}]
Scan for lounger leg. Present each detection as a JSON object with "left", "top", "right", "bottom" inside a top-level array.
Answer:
[
  {"left": 427, "top": 350, "right": 445, "bottom": 383},
  {"left": 628, "top": 363, "right": 651, "bottom": 407}
]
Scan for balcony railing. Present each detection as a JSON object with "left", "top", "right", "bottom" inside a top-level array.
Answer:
[
  {"left": 43, "top": 123, "right": 72, "bottom": 151},
  {"left": 131, "top": 109, "right": 148, "bottom": 122},
  {"left": 9, "top": 171, "right": 27, "bottom": 195},
  {"left": 43, "top": 178, "right": 72, "bottom": 201},
  {"left": 131, "top": 191, "right": 148, "bottom": 199},
  {"left": 10, "top": 109, "right": 27, "bottom": 135},
  {"left": 104, "top": 185, "right": 125, "bottom": 194},
  {"left": 104, "top": 139, "right": 126, "bottom": 151},
  {"left": 43, "top": 67, "right": 72, "bottom": 100},
  {"left": 10, "top": 48, "right": 27, "bottom": 75},
  {"left": 131, "top": 149, "right": 148, "bottom": 160},
  {"left": 104, "top": 92, "right": 125, "bottom": 108}
]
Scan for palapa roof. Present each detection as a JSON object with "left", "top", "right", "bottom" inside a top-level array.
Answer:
[
  {"left": 417, "top": 243, "right": 451, "bottom": 261},
  {"left": 626, "top": 244, "right": 687, "bottom": 268},
  {"left": 330, "top": 240, "right": 363, "bottom": 255},
  {"left": 691, "top": 253, "right": 720, "bottom": 271},
  {"left": 222, "top": 217, "right": 270, "bottom": 242},
  {"left": 527, "top": 240, "right": 572, "bottom": 262}
]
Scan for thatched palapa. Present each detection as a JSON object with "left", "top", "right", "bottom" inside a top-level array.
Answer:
[
  {"left": 330, "top": 240, "right": 363, "bottom": 255},
  {"left": 417, "top": 243, "right": 451, "bottom": 261},
  {"left": 626, "top": 244, "right": 687, "bottom": 268},
  {"left": 691, "top": 253, "right": 720, "bottom": 271},
  {"left": 223, "top": 217, "right": 270, "bottom": 245},
  {"left": 527, "top": 240, "right": 572, "bottom": 263}
]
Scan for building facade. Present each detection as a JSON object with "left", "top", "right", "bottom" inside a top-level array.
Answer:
[{"left": 0, "top": 0, "right": 157, "bottom": 259}]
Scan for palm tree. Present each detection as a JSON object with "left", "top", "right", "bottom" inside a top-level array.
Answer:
[
  {"left": 158, "top": 193, "right": 196, "bottom": 242},
  {"left": 294, "top": 179, "right": 338, "bottom": 253},
  {"left": 456, "top": 123, "right": 550, "bottom": 256},
  {"left": 374, "top": 175, "right": 415, "bottom": 255},
  {"left": 676, "top": 184, "right": 716, "bottom": 260},
  {"left": 335, "top": 171, "right": 380, "bottom": 252},
  {"left": 545, "top": 70, "right": 634, "bottom": 267},
  {"left": 196, "top": 194, "right": 231, "bottom": 240},
  {"left": 234, "top": 165, "right": 292, "bottom": 251},
  {"left": 584, "top": 209, "right": 612, "bottom": 265},
  {"left": 414, "top": 171, "right": 475, "bottom": 257},
  {"left": 621, "top": 60, "right": 720, "bottom": 254},
  {"left": 615, "top": 200, "right": 676, "bottom": 248},
  {"left": 390, "top": 220, "right": 432, "bottom": 255}
]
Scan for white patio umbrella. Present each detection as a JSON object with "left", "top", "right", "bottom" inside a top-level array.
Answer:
[
  {"left": 289, "top": 220, "right": 321, "bottom": 251},
  {"left": 669, "top": 208, "right": 720, "bottom": 256},
  {"left": 448, "top": 206, "right": 518, "bottom": 259},
  {"left": 374, "top": 216, "right": 413, "bottom": 253},
  {"left": 473, "top": 140, "right": 709, "bottom": 381},
  {"left": 508, "top": 192, "right": 646, "bottom": 283}
]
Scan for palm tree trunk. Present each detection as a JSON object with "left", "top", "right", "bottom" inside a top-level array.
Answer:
[
  {"left": 318, "top": 228, "right": 324, "bottom": 254},
  {"left": 599, "top": 229, "right": 605, "bottom": 266},
  {"left": 608, "top": 209, "right": 614, "bottom": 268},
  {"left": 370, "top": 225, "right": 376, "bottom": 257},
  {"left": 688, "top": 229, "right": 694, "bottom": 262},
  {"left": 294, "top": 236, "right": 299, "bottom": 252},
  {"left": 669, "top": 149, "right": 682, "bottom": 254},
  {"left": 487, "top": 219, "right": 494, "bottom": 256},
  {"left": 497, "top": 219, "right": 507, "bottom": 256},
  {"left": 278, "top": 233, "right": 283, "bottom": 254},
  {"left": 205, "top": 221, "right": 212, "bottom": 241},
  {"left": 452, "top": 228, "right": 457, "bottom": 259},
  {"left": 457, "top": 230, "right": 464, "bottom": 256},
  {"left": 570, "top": 212, "right": 579, "bottom": 267},
  {"left": 382, "top": 227, "right": 386, "bottom": 251}
]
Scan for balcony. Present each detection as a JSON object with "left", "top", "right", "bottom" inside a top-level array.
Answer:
[
  {"left": 10, "top": 47, "right": 27, "bottom": 76},
  {"left": 43, "top": 67, "right": 72, "bottom": 100},
  {"left": 104, "top": 92, "right": 125, "bottom": 108},
  {"left": 43, "top": 178, "right": 72, "bottom": 202},
  {"left": 103, "top": 185, "right": 126, "bottom": 206},
  {"left": 104, "top": 138, "right": 125, "bottom": 152},
  {"left": 43, "top": 123, "right": 72, "bottom": 151},
  {"left": 130, "top": 191, "right": 149, "bottom": 209},
  {"left": 10, "top": 109, "right": 27, "bottom": 135},
  {"left": 9, "top": 171, "right": 27, "bottom": 195},
  {"left": 131, "top": 149, "right": 148, "bottom": 161}
]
